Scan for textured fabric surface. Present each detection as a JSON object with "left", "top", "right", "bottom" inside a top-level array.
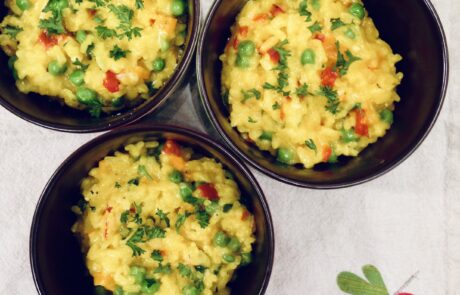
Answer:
[{"left": 0, "top": 0, "right": 459, "bottom": 294}]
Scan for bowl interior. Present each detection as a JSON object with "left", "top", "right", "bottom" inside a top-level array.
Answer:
[
  {"left": 30, "top": 126, "right": 274, "bottom": 295},
  {"left": 198, "top": 0, "right": 448, "bottom": 188},
  {"left": 0, "top": 0, "right": 199, "bottom": 132}
]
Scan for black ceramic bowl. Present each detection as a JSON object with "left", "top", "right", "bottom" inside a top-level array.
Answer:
[
  {"left": 30, "top": 124, "right": 274, "bottom": 295},
  {"left": 0, "top": 1, "right": 199, "bottom": 133},
  {"left": 197, "top": 0, "right": 449, "bottom": 189}
]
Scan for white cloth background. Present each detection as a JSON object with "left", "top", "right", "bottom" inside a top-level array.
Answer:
[{"left": 1, "top": 0, "right": 459, "bottom": 294}]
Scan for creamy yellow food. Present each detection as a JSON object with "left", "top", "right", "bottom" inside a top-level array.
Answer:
[
  {"left": 221, "top": 0, "right": 403, "bottom": 168},
  {"left": 0, "top": 0, "right": 187, "bottom": 116},
  {"left": 71, "top": 140, "right": 255, "bottom": 295}
]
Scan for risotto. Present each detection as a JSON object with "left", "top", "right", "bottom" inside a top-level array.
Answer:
[
  {"left": 221, "top": 0, "right": 403, "bottom": 168},
  {"left": 0, "top": 0, "right": 187, "bottom": 116},
  {"left": 71, "top": 140, "right": 255, "bottom": 295}
]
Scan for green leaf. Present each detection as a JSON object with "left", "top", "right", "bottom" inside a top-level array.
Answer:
[
  {"left": 298, "top": 0, "right": 312, "bottom": 22},
  {"left": 156, "top": 209, "right": 170, "bottom": 227},
  {"left": 138, "top": 165, "right": 152, "bottom": 180},
  {"left": 308, "top": 21, "right": 322, "bottom": 33},
  {"left": 241, "top": 88, "right": 261, "bottom": 103},
  {"left": 96, "top": 26, "right": 117, "bottom": 39},
  {"left": 135, "top": 0, "right": 143, "bottom": 9},
  {"left": 362, "top": 265, "right": 388, "bottom": 290},
  {"left": 109, "top": 44, "right": 130, "bottom": 60},
  {"left": 335, "top": 41, "right": 361, "bottom": 76},
  {"left": 151, "top": 250, "right": 163, "bottom": 262},
  {"left": 305, "top": 139, "right": 317, "bottom": 153},
  {"left": 331, "top": 18, "right": 346, "bottom": 30},
  {"left": 337, "top": 266, "right": 389, "bottom": 295},
  {"left": 319, "top": 86, "right": 340, "bottom": 114},
  {"left": 175, "top": 211, "right": 191, "bottom": 232}
]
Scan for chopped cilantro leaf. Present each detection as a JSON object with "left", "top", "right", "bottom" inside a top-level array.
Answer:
[
  {"left": 308, "top": 21, "right": 322, "bottom": 33},
  {"left": 156, "top": 209, "right": 170, "bottom": 227},
  {"left": 135, "top": 0, "right": 144, "bottom": 9},
  {"left": 298, "top": 0, "right": 312, "bottom": 22},
  {"left": 319, "top": 86, "right": 340, "bottom": 114},
  {"left": 178, "top": 264, "right": 192, "bottom": 278},
  {"left": 331, "top": 18, "right": 346, "bottom": 30},
  {"left": 145, "top": 225, "right": 166, "bottom": 240},
  {"left": 151, "top": 250, "right": 163, "bottom": 262},
  {"left": 96, "top": 25, "right": 117, "bottom": 39},
  {"left": 195, "top": 209, "right": 210, "bottom": 228},
  {"left": 305, "top": 139, "right": 317, "bottom": 153},
  {"left": 175, "top": 211, "right": 191, "bottom": 232},
  {"left": 109, "top": 44, "right": 130, "bottom": 60},
  {"left": 335, "top": 41, "right": 361, "bottom": 76},
  {"left": 272, "top": 102, "right": 281, "bottom": 110},
  {"left": 154, "top": 263, "right": 171, "bottom": 274},
  {"left": 241, "top": 88, "right": 261, "bottom": 103},
  {"left": 72, "top": 58, "right": 89, "bottom": 71},
  {"left": 248, "top": 117, "right": 257, "bottom": 123},
  {"left": 295, "top": 83, "right": 309, "bottom": 97}
]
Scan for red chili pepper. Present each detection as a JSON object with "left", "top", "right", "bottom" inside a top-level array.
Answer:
[
  {"left": 103, "top": 71, "right": 120, "bottom": 93},
  {"left": 149, "top": 19, "right": 156, "bottom": 25},
  {"left": 355, "top": 109, "right": 369, "bottom": 137},
  {"left": 232, "top": 37, "right": 239, "bottom": 50},
  {"left": 163, "top": 139, "right": 182, "bottom": 156},
  {"left": 320, "top": 67, "right": 339, "bottom": 87},
  {"left": 241, "top": 210, "right": 250, "bottom": 220},
  {"left": 267, "top": 48, "right": 280, "bottom": 63},
  {"left": 87, "top": 9, "right": 97, "bottom": 16},
  {"left": 314, "top": 33, "right": 326, "bottom": 42},
  {"left": 270, "top": 4, "right": 284, "bottom": 17},
  {"left": 38, "top": 31, "right": 58, "bottom": 49},
  {"left": 239, "top": 26, "right": 249, "bottom": 37},
  {"left": 197, "top": 183, "right": 219, "bottom": 201},
  {"left": 253, "top": 13, "right": 269, "bottom": 22},
  {"left": 322, "top": 146, "right": 332, "bottom": 162}
]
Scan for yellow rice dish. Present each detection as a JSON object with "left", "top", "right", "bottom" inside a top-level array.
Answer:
[
  {"left": 71, "top": 140, "right": 255, "bottom": 295},
  {"left": 221, "top": 0, "right": 403, "bottom": 168},
  {"left": 0, "top": 0, "right": 187, "bottom": 116}
]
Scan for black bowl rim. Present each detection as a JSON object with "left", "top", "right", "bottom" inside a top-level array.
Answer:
[
  {"left": 29, "top": 123, "right": 275, "bottom": 295},
  {"left": 0, "top": 0, "right": 200, "bottom": 133},
  {"left": 196, "top": 0, "right": 450, "bottom": 189}
]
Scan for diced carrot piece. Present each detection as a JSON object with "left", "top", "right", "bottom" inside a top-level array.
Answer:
[
  {"left": 322, "top": 146, "right": 332, "bottom": 162},
  {"left": 239, "top": 26, "right": 249, "bottom": 37},
  {"left": 355, "top": 109, "right": 369, "bottom": 137},
  {"left": 253, "top": 13, "right": 269, "bottom": 22},
  {"left": 270, "top": 4, "right": 284, "bottom": 17}
]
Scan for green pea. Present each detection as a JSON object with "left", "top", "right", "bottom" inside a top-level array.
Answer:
[
  {"left": 169, "top": 170, "right": 183, "bottom": 183},
  {"left": 16, "top": 0, "right": 30, "bottom": 11},
  {"left": 141, "top": 278, "right": 160, "bottom": 294},
  {"left": 380, "top": 109, "right": 394, "bottom": 124},
  {"left": 114, "top": 287, "right": 124, "bottom": 295},
  {"left": 76, "top": 30, "right": 86, "bottom": 44},
  {"left": 214, "top": 231, "right": 229, "bottom": 247},
  {"left": 349, "top": 3, "right": 365, "bottom": 20},
  {"left": 344, "top": 28, "right": 356, "bottom": 39},
  {"left": 8, "top": 56, "right": 18, "bottom": 80},
  {"left": 259, "top": 131, "right": 273, "bottom": 141},
  {"left": 159, "top": 38, "right": 170, "bottom": 52},
  {"left": 179, "top": 182, "right": 193, "bottom": 199},
  {"left": 238, "top": 40, "right": 255, "bottom": 57},
  {"left": 182, "top": 285, "right": 199, "bottom": 295},
  {"left": 222, "top": 254, "right": 235, "bottom": 263},
  {"left": 277, "top": 148, "right": 294, "bottom": 164},
  {"left": 235, "top": 54, "right": 250, "bottom": 68},
  {"left": 152, "top": 58, "right": 166, "bottom": 72},
  {"left": 301, "top": 49, "right": 315, "bottom": 65},
  {"left": 205, "top": 201, "right": 219, "bottom": 214},
  {"left": 94, "top": 286, "right": 110, "bottom": 295},
  {"left": 69, "top": 70, "right": 85, "bottom": 86},
  {"left": 341, "top": 128, "right": 359, "bottom": 143},
  {"left": 227, "top": 237, "right": 240, "bottom": 252},
  {"left": 129, "top": 266, "right": 146, "bottom": 284},
  {"left": 76, "top": 87, "right": 97, "bottom": 105},
  {"left": 171, "top": 0, "right": 185, "bottom": 16},
  {"left": 48, "top": 60, "right": 67, "bottom": 76},
  {"left": 240, "top": 253, "right": 252, "bottom": 266}
]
